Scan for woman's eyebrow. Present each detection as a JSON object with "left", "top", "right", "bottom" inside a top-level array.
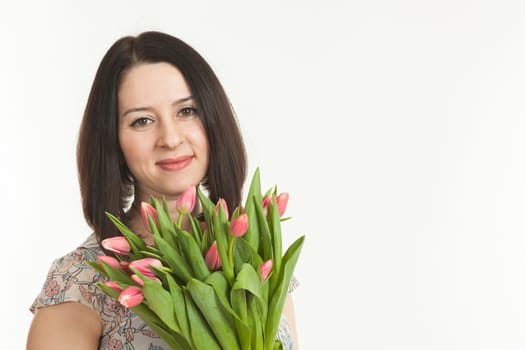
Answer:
[
  {"left": 121, "top": 96, "right": 194, "bottom": 117},
  {"left": 121, "top": 106, "right": 154, "bottom": 118},
  {"left": 173, "top": 96, "right": 194, "bottom": 105}
]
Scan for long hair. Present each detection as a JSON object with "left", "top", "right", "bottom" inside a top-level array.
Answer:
[{"left": 77, "top": 31, "right": 247, "bottom": 243}]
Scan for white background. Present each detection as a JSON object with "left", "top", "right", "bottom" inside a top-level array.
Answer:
[{"left": 2, "top": 1, "right": 525, "bottom": 349}]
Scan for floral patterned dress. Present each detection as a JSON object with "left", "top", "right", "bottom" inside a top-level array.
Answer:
[{"left": 30, "top": 234, "right": 298, "bottom": 350}]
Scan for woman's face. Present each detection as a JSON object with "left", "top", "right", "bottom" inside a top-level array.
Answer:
[{"left": 118, "top": 62, "right": 209, "bottom": 203}]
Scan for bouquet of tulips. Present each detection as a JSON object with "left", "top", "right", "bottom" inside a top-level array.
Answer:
[{"left": 88, "top": 168, "right": 305, "bottom": 350}]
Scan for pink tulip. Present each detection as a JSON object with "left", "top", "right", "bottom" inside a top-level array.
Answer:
[
  {"left": 97, "top": 256, "right": 121, "bottom": 271},
  {"left": 101, "top": 236, "right": 131, "bottom": 255},
  {"left": 230, "top": 213, "right": 248, "bottom": 237},
  {"left": 262, "top": 194, "right": 272, "bottom": 209},
  {"left": 131, "top": 274, "right": 145, "bottom": 286},
  {"left": 131, "top": 274, "right": 161, "bottom": 286},
  {"left": 176, "top": 185, "right": 196, "bottom": 214},
  {"left": 205, "top": 241, "right": 221, "bottom": 270},
  {"left": 260, "top": 259, "right": 273, "bottom": 282},
  {"left": 129, "top": 258, "right": 162, "bottom": 278},
  {"left": 118, "top": 286, "right": 144, "bottom": 308},
  {"left": 262, "top": 194, "right": 272, "bottom": 216},
  {"left": 276, "top": 193, "right": 289, "bottom": 217},
  {"left": 119, "top": 261, "right": 131, "bottom": 274},
  {"left": 140, "top": 202, "right": 158, "bottom": 230},
  {"left": 200, "top": 221, "right": 208, "bottom": 233},
  {"left": 215, "top": 198, "right": 229, "bottom": 219},
  {"left": 262, "top": 193, "right": 289, "bottom": 217},
  {"left": 104, "top": 281, "right": 123, "bottom": 293}
]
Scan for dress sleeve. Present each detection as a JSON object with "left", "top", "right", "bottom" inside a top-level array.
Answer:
[{"left": 30, "top": 247, "right": 107, "bottom": 314}]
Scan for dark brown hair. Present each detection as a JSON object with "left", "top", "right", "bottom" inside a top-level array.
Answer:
[{"left": 77, "top": 31, "right": 247, "bottom": 243}]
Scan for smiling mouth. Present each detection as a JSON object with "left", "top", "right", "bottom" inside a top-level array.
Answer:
[{"left": 156, "top": 156, "right": 193, "bottom": 171}]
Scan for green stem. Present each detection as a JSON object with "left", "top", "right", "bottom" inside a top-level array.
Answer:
[
  {"left": 177, "top": 212, "right": 184, "bottom": 228},
  {"left": 228, "top": 237, "right": 235, "bottom": 270}
]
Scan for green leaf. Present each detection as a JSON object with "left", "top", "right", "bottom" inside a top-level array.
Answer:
[
  {"left": 155, "top": 269, "right": 191, "bottom": 339},
  {"left": 149, "top": 320, "right": 193, "bottom": 350},
  {"left": 234, "top": 237, "right": 263, "bottom": 272},
  {"left": 105, "top": 212, "right": 146, "bottom": 259},
  {"left": 231, "top": 289, "right": 250, "bottom": 350},
  {"left": 151, "top": 197, "right": 177, "bottom": 246},
  {"left": 247, "top": 167, "right": 262, "bottom": 200},
  {"left": 230, "top": 264, "right": 264, "bottom": 349},
  {"left": 248, "top": 297, "right": 264, "bottom": 350},
  {"left": 96, "top": 282, "right": 120, "bottom": 300},
  {"left": 212, "top": 210, "right": 234, "bottom": 283},
  {"left": 264, "top": 235, "right": 305, "bottom": 350},
  {"left": 232, "top": 263, "right": 263, "bottom": 300},
  {"left": 139, "top": 250, "right": 163, "bottom": 260},
  {"left": 153, "top": 235, "right": 192, "bottom": 284},
  {"left": 136, "top": 270, "right": 179, "bottom": 333},
  {"left": 132, "top": 303, "right": 193, "bottom": 350},
  {"left": 147, "top": 214, "right": 162, "bottom": 239},
  {"left": 268, "top": 196, "right": 282, "bottom": 293},
  {"left": 243, "top": 168, "right": 263, "bottom": 250},
  {"left": 188, "top": 213, "right": 204, "bottom": 249},
  {"left": 205, "top": 272, "right": 243, "bottom": 322},
  {"left": 255, "top": 278, "right": 270, "bottom": 329},
  {"left": 86, "top": 260, "right": 107, "bottom": 276},
  {"left": 98, "top": 279, "right": 192, "bottom": 349},
  {"left": 197, "top": 185, "right": 215, "bottom": 216},
  {"left": 97, "top": 261, "right": 135, "bottom": 286},
  {"left": 253, "top": 196, "right": 273, "bottom": 261},
  {"left": 272, "top": 340, "right": 284, "bottom": 350},
  {"left": 183, "top": 288, "right": 222, "bottom": 350},
  {"left": 178, "top": 230, "right": 210, "bottom": 280},
  {"left": 187, "top": 278, "right": 241, "bottom": 350}
]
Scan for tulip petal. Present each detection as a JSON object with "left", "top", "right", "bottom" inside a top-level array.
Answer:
[
  {"left": 101, "top": 236, "right": 131, "bottom": 255},
  {"left": 276, "top": 193, "right": 289, "bottom": 217},
  {"left": 118, "top": 286, "right": 144, "bottom": 308},
  {"left": 230, "top": 213, "right": 249, "bottom": 237},
  {"left": 140, "top": 202, "right": 158, "bottom": 231},
  {"left": 176, "top": 185, "right": 196, "bottom": 214},
  {"left": 259, "top": 259, "right": 273, "bottom": 282},
  {"left": 205, "top": 241, "right": 221, "bottom": 270}
]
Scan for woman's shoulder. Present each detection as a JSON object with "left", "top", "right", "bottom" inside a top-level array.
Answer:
[
  {"left": 30, "top": 233, "right": 107, "bottom": 313},
  {"left": 47, "top": 233, "right": 103, "bottom": 277}
]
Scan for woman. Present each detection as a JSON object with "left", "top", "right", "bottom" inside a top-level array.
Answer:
[{"left": 27, "top": 31, "right": 299, "bottom": 350}]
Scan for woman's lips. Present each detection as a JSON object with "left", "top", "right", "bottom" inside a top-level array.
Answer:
[{"left": 156, "top": 155, "right": 193, "bottom": 171}]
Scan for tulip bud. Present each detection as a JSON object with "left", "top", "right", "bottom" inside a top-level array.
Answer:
[
  {"left": 97, "top": 255, "right": 121, "bottom": 271},
  {"left": 101, "top": 236, "right": 131, "bottom": 255},
  {"left": 176, "top": 185, "right": 196, "bottom": 214},
  {"left": 140, "top": 202, "right": 158, "bottom": 231},
  {"left": 131, "top": 274, "right": 144, "bottom": 286},
  {"left": 276, "top": 193, "right": 289, "bottom": 217},
  {"left": 205, "top": 241, "right": 221, "bottom": 270},
  {"left": 104, "top": 281, "right": 123, "bottom": 293},
  {"left": 200, "top": 221, "right": 208, "bottom": 233},
  {"left": 260, "top": 259, "right": 273, "bottom": 282},
  {"left": 129, "top": 258, "right": 162, "bottom": 278},
  {"left": 230, "top": 213, "right": 248, "bottom": 237},
  {"left": 118, "top": 286, "right": 144, "bottom": 308},
  {"left": 119, "top": 261, "right": 131, "bottom": 274},
  {"left": 131, "top": 274, "right": 161, "bottom": 286},
  {"left": 262, "top": 194, "right": 272, "bottom": 209},
  {"left": 262, "top": 194, "right": 272, "bottom": 216},
  {"left": 215, "top": 198, "right": 229, "bottom": 220}
]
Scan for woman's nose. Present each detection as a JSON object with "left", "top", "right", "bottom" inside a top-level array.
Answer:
[{"left": 156, "top": 119, "right": 182, "bottom": 149}]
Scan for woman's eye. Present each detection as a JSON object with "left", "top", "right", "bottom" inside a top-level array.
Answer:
[
  {"left": 130, "top": 117, "right": 153, "bottom": 127},
  {"left": 179, "top": 107, "right": 198, "bottom": 118}
]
